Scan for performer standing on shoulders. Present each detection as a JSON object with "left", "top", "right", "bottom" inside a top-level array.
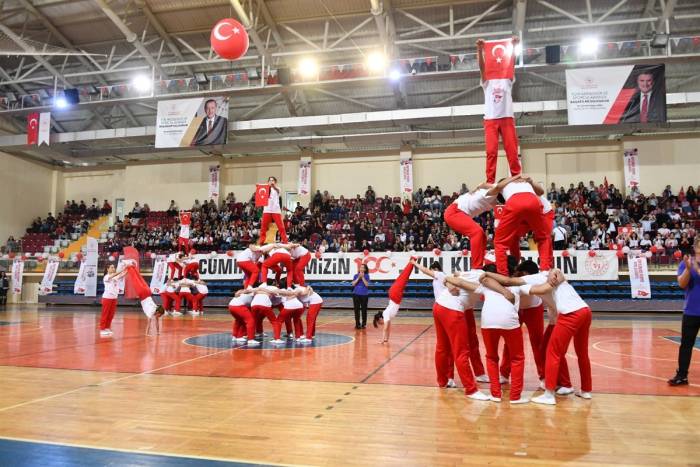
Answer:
[{"left": 259, "top": 176, "right": 288, "bottom": 244}]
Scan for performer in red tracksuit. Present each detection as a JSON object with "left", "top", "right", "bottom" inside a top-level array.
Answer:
[
  {"left": 432, "top": 275, "right": 490, "bottom": 401},
  {"left": 372, "top": 258, "right": 417, "bottom": 343},
  {"left": 167, "top": 252, "right": 185, "bottom": 280},
  {"left": 476, "top": 36, "right": 521, "bottom": 184},
  {"left": 521, "top": 269, "right": 593, "bottom": 405},
  {"left": 177, "top": 212, "right": 192, "bottom": 252},
  {"left": 444, "top": 178, "right": 515, "bottom": 270},
  {"left": 290, "top": 243, "right": 312, "bottom": 286},
  {"left": 123, "top": 262, "right": 165, "bottom": 334},
  {"left": 160, "top": 279, "right": 182, "bottom": 316},
  {"left": 99, "top": 264, "right": 128, "bottom": 337},
  {"left": 274, "top": 292, "right": 305, "bottom": 344},
  {"left": 182, "top": 251, "right": 200, "bottom": 280},
  {"left": 494, "top": 176, "right": 551, "bottom": 276},
  {"left": 236, "top": 246, "right": 263, "bottom": 288},
  {"left": 297, "top": 285, "right": 323, "bottom": 343},
  {"left": 192, "top": 280, "right": 208, "bottom": 313},
  {"left": 260, "top": 244, "right": 294, "bottom": 289},
  {"left": 177, "top": 278, "right": 196, "bottom": 314},
  {"left": 258, "top": 176, "right": 288, "bottom": 244},
  {"left": 228, "top": 291, "right": 258, "bottom": 346}
]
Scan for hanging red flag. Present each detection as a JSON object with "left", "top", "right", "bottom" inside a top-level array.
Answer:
[
  {"left": 255, "top": 183, "right": 270, "bottom": 207},
  {"left": 27, "top": 112, "right": 39, "bottom": 145},
  {"left": 483, "top": 39, "right": 516, "bottom": 80}
]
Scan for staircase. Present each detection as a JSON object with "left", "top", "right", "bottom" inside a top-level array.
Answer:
[{"left": 60, "top": 215, "right": 110, "bottom": 257}]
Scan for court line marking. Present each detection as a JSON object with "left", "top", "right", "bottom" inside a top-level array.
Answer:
[
  {"left": 0, "top": 435, "right": 289, "bottom": 467},
  {"left": 360, "top": 324, "right": 433, "bottom": 383},
  {"left": 586, "top": 358, "right": 700, "bottom": 388},
  {"left": 591, "top": 338, "right": 678, "bottom": 362}
]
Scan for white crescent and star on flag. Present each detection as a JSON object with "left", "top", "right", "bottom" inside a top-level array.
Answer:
[
  {"left": 491, "top": 44, "right": 506, "bottom": 63},
  {"left": 213, "top": 21, "right": 241, "bottom": 41}
]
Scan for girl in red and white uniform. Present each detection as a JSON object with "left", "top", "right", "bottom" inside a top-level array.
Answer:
[
  {"left": 167, "top": 252, "right": 185, "bottom": 280},
  {"left": 123, "top": 261, "right": 165, "bottom": 335},
  {"left": 508, "top": 193, "right": 554, "bottom": 270},
  {"left": 372, "top": 258, "right": 417, "bottom": 343},
  {"left": 236, "top": 246, "right": 263, "bottom": 289},
  {"left": 474, "top": 270, "right": 528, "bottom": 404},
  {"left": 444, "top": 177, "right": 515, "bottom": 270},
  {"left": 297, "top": 285, "right": 323, "bottom": 343},
  {"left": 259, "top": 176, "right": 288, "bottom": 244},
  {"left": 99, "top": 264, "right": 128, "bottom": 337},
  {"left": 182, "top": 250, "right": 200, "bottom": 280},
  {"left": 432, "top": 275, "right": 490, "bottom": 401},
  {"left": 248, "top": 283, "right": 280, "bottom": 340},
  {"left": 177, "top": 278, "right": 196, "bottom": 315},
  {"left": 260, "top": 243, "right": 294, "bottom": 289},
  {"left": 192, "top": 280, "right": 208, "bottom": 314},
  {"left": 290, "top": 243, "right": 311, "bottom": 286},
  {"left": 160, "top": 279, "right": 182, "bottom": 317},
  {"left": 520, "top": 269, "right": 592, "bottom": 405},
  {"left": 228, "top": 290, "right": 258, "bottom": 346},
  {"left": 275, "top": 291, "right": 305, "bottom": 344},
  {"left": 494, "top": 176, "right": 550, "bottom": 276},
  {"left": 411, "top": 260, "right": 489, "bottom": 386}
]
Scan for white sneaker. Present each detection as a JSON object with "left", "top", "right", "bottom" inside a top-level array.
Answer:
[
  {"left": 285, "top": 334, "right": 295, "bottom": 340},
  {"left": 489, "top": 396, "right": 501, "bottom": 402},
  {"left": 270, "top": 339, "right": 285, "bottom": 345},
  {"left": 165, "top": 311, "right": 173, "bottom": 317},
  {"left": 510, "top": 397, "right": 530, "bottom": 405},
  {"left": 466, "top": 391, "right": 490, "bottom": 401},
  {"left": 539, "top": 379, "right": 546, "bottom": 390},
  {"left": 231, "top": 336, "right": 238, "bottom": 343},
  {"left": 171, "top": 311, "right": 183, "bottom": 317},
  {"left": 556, "top": 386, "right": 575, "bottom": 396},
  {"left": 299, "top": 338, "right": 312, "bottom": 345},
  {"left": 236, "top": 337, "right": 248, "bottom": 343},
  {"left": 188, "top": 310, "right": 200, "bottom": 316},
  {"left": 499, "top": 376, "right": 510, "bottom": 385},
  {"left": 475, "top": 374, "right": 490, "bottom": 383},
  {"left": 255, "top": 333, "right": 264, "bottom": 340},
  {"left": 531, "top": 392, "right": 556, "bottom": 406},
  {"left": 105, "top": 329, "right": 113, "bottom": 336},
  {"left": 576, "top": 391, "right": 592, "bottom": 400},
  {"left": 247, "top": 339, "right": 260, "bottom": 347},
  {"left": 446, "top": 379, "right": 457, "bottom": 388},
  {"left": 295, "top": 337, "right": 308, "bottom": 344},
  {"left": 99, "top": 330, "right": 112, "bottom": 338}
]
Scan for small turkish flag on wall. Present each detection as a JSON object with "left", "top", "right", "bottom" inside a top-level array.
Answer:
[
  {"left": 255, "top": 184, "right": 270, "bottom": 207},
  {"left": 483, "top": 39, "right": 516, "bottom": 80},
  {"left": 27, "top": 112, "right": 39, "bottom": 145}
]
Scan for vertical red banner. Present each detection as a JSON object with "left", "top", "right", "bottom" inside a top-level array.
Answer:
[{"left": 27, "top": 112, "right": 39, "bottom": 145}]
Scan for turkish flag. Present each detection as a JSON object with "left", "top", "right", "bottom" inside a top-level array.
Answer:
[
  {"left": 255, "top": 184, "right": 270, "bottom": 207},
  {"left": 27, "top": 112, "right": 39, "bottom": 145},
  {"left": 483, "top": 39, "right": 515, "bottom": 80},
  {"left": 122, "top": 246, "right": 140, "bottom": 299},
  {"left": 179, "top": 211, "right": 191, "bottom": 226}
]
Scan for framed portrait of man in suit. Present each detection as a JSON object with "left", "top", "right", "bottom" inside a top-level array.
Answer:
[
  {"left": 620, "top": 64, "right": 666, "bottom": 124},
  {"left": 155, "top": 96, "right": 229, "bottom": 148}
]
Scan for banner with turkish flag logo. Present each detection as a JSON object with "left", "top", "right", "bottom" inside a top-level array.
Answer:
[
  {"left": 483, "top": 39, "right": 516, "bottom": 80},
  {"left": 27, "top": 113, "right": 39, "bottom": 145},
  {"left": 255, "top": 184, "right": 270, "bottom": 207}
]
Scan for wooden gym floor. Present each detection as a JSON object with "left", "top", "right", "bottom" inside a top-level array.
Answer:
[{"left": 0, "top": 304, "right": 699, "bottom": 466}]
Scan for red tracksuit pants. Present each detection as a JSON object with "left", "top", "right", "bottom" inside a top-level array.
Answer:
[
  {"left": 495, "top": 193, "right": 549, "bottom": 276},
  {"left": 545, "top": 307, "right": 592, "bottom": 392},
  {"left": 274, "top": 307, "right": 304, "bottom": 339},
  {"left": 388, "top": 260, "right": 415, "bottom": 304},
  {"left": 444, "top": 204, "right": 486, "bottom": 270},
  {"left": 160, "top": 292, "right": 180, "bottom": 312},
  {"left": 237, "top": 261, "right": 259, "bottom": 288},
  {"left": 261, "top": 254, "right": 293, "bottom": 288},
  {"left": 484, "top": 116, "right": 521, "bottom": 184},
  {"left": 179, "top": 292, "right": 194, "bottom": 310},
  {"left": 100, "top": 298, "right": 118, "bottom": 330},
  {"left": 541, "top": 323, "right": 572, "bottom": 387},
  {"left": 292, "top": 254, "right": 311, "bottom": 286},
  {"left": 192, "top": 294, "right": 206, "bottom": 312},
  {"left": 305, "top": 303, "right": 323, "bottom": 339},
  {"left": 433, "top": 303, "right": 478, "bottom": 395},
  {"left": 259, "top": 212, "right": 288, "bottom": 244},
  {"left": 183, "top": 263, "right": 199, "bottom": 280},
  {"left": 168, "top": 262, "right": 183, "bottom": 280},
  {"left": 229, "top": 305, "right": 255, "bottom": 340},
  {"left": 500, "top": 305, "right": 546, "bottom": 380},
  {"left": 482, "top": 327, "right": 525, "bottom": 401}
]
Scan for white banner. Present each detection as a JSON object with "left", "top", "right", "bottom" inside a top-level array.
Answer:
[
  {"left": 566, "top": 64, "right": 666, "bottom": 125},
  {"left": 150, "top": 256, "right": 169, "bottom": 294},
  {"left": 155, "top": 97, "right": 229, "bottom": 148},
  {"left": 298, "top": 160, "right": 311, "bottom": 195},
  {"left": 629, "top": 254, "right": 651, "bottom": 299},
  {"left": 38, "top": 112, "right": 51, "bottom": 146},
  {"left": 623, "top": 148, "right": 640, "bottom": 190},
  {"left": 11, "top": 258, "right": 23, "bottom": 295},
  {"left": 116, "top": 258, "right": 126, "bottom": 294},
  {"left": 208, "top": 165, "right": 220, "bottom": 201},
  {"left": 399, "top": 155, "right": 413, "bottom": 195},
  {"left": 191, "top": 250, "right": 618, "bottom": 281},
  {"left": 84, "top": 237, "right": 99, "bottom": 297},
  {"left": 74, "top": 261, "right": 87, "bottom": 294},
  {"left": 39, "top": 258, "right": 60, "bottom": 295}
]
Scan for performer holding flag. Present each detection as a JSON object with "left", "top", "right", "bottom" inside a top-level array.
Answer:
[
  {"left": 178, "top": 211, "right": 192, "bottom": 252},
  {"left": 257, "top": 176, "right": 288, "bottom": 244},
  {"left": 477, "top": 36, "right": 521, "bottom": 184}
]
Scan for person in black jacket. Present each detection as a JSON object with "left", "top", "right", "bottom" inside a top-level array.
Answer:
[
  {"left": 621, "top": 71, "right": 666, "bottom": 123},
  {"left": 0, "top": 272, "right": 9, "bottom": 306}
]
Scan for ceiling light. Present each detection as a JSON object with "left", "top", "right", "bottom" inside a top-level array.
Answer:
[
  {"left": 298, "top": 57, "right": 319, "bottom": 80},
  {"left": 514, "top": 42, "right": 523, "bottom": 56},
  {"left": 366, "top": 51, "right": 386, "bottom": 73},
  {"left": 579, "top": 37, "right": 599, "bottom": 55},
  {"left": 132, "top": 74, "right": 152, "bottom": 92},
  {"left": 389, "top": 68, "right": 401, "bottom": 81},
  {"left": 54, "top": 96, "right": 68, "bottom": 109}
]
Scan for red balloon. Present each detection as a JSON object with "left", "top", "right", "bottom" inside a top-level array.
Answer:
[
  {"left": 650, "top": 245, "right": 658, "bottom": 254},
  {"left": 363, "top": 249, "right": 369, "bottom": 257},
  {"left": 433, "top": 248, "right": 442, "bottom": 256},
  {"left": 211, "top": 18, "right": 249, "bottom": 60},
  {"left": 673, "top": 250, "right": 682, "bottom": 259},
  {"left": 462, "top": 249, "right": 469, "bottom": 256},
  {"left": 588, "top": 250, "right": 596, "bottom": 257},
  {"left": 616, "top": 250, "right": 624, "bottom": 259},
  {"left": 58, "top": 251, "right": 65, "bottom": 259},
  {"left": 226, "top": 250, "right": 234, "bottom": 257},
  {"left": 562, "top": 250, "right": 570, "bottom": 257}
]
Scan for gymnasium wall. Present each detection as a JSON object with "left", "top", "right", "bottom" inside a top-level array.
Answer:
[
  {"left": 51, "top": 134, "right": 700, "bottom": 215},
  {"left": 0, "top": 152, "right": 55, "bottom": 242}
]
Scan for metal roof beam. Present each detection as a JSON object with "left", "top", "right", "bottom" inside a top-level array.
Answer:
[{"left": 137, "top": 0, "right": 194, "bottom": 76}]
